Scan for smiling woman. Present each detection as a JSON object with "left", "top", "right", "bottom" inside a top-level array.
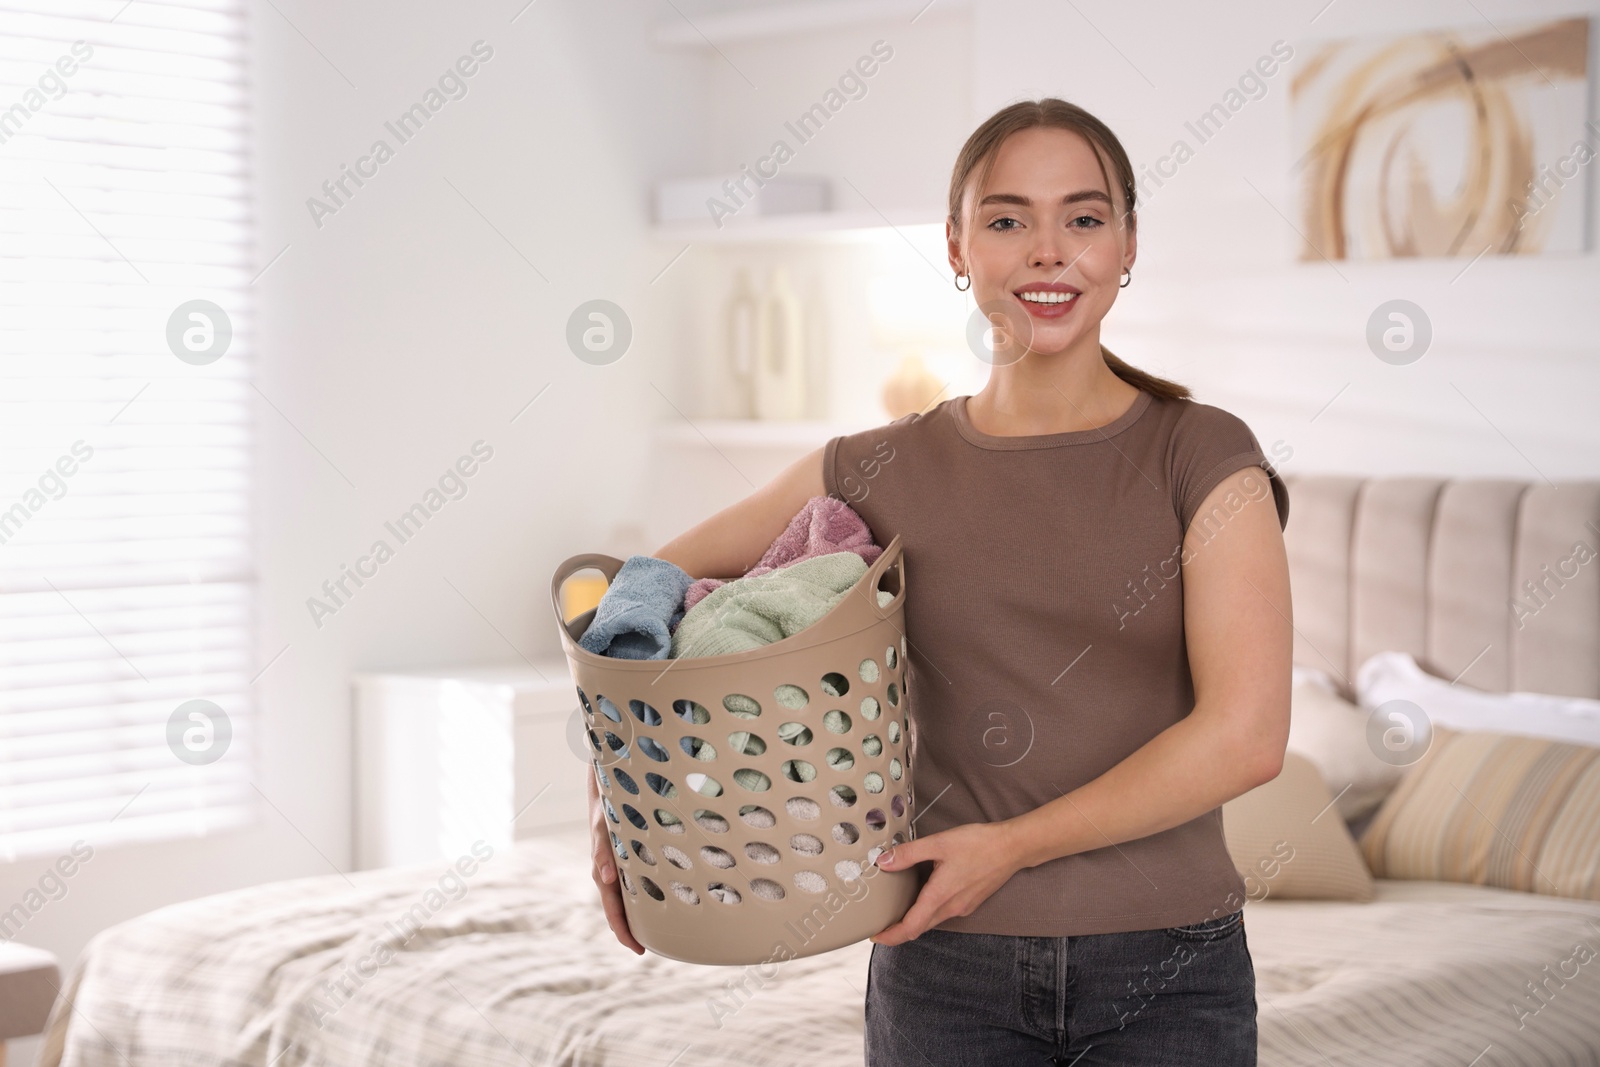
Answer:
[{"left": 838, "top": 98, "right": 1293, "bottom": 1067}]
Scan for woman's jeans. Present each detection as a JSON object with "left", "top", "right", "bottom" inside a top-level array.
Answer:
[{"left": 865, "top": 908, "right": 1257, "bottom": 1065}]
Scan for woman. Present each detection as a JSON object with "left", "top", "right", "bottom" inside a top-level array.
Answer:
[{"left": 589, "top": 98, "right": 1292, "bottom": 1065}]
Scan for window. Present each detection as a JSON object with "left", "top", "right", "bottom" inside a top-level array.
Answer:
[{"left": 0, "top": 0, "right": 257, "bottom": 861}]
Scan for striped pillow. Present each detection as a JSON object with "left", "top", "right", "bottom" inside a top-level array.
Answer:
[{"left": 1358, "top": 725, "right": 1600, "bottom": 900}]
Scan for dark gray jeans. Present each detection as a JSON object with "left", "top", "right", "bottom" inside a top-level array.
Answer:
[{"left": 865, "top": 909, "right": 1257, "bottom": 1065}]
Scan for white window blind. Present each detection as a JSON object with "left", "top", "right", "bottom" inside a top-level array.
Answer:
[{"left": 0, "top": 0, "right": 257, "bottom": 861}]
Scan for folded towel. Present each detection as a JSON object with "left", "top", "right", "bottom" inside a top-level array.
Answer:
[
  {"left": 681, "top": 495, "right": 883, "bottom": 615},
  {"left": 578, "top": 555, "right": 696, "bottom": 660},
  {"left": 670, "top": 551, "right": 869, "bottom": 659}
]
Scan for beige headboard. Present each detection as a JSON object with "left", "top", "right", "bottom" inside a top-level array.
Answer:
[{"left": 1281, "top": 475, "right": 1600, "bottom": 701}]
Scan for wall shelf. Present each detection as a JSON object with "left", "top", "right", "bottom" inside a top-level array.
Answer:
[
  {"left": 651, "top": 0, "right": 970, "bottom": 48},
  {"left": 655, "top": 417, "right": 877, "bottom": 449},
  {"left": 650, "top": 208, "right": 944, "bottom": 245}
]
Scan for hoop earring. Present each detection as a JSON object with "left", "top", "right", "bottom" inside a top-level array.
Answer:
[
  {"left": 954, "top": 271, "right": 971, "bottom": 292},
  {"left": 1119, "top": 268, "right": 1132, "bottom": 289}
]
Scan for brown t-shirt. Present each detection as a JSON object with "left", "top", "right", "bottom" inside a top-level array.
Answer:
[{"left": 823, "top": 387, "right": 1290, "bottom": 936}]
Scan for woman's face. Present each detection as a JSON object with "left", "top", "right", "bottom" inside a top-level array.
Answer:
[{"left": 949, "top": 126, "right": 1135, "bottom": 361}]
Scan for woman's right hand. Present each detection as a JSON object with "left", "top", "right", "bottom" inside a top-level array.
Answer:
[
  {"left": 582, "top": 444, "right": 827, "bottom": 957},
  {"left": 589, "top": 764, "right": 646, "bottom": 955}
]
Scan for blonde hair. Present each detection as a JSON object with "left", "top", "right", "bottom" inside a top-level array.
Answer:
[{"left": 948, "top": 98, "right": 1192, "bottom": 402}]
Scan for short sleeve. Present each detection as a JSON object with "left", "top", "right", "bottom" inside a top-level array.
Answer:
[
  {"left": 823, "top": 435, "right": 843, "bottom": 500},
  {"left": 1169, "top": 403, "right": 1289, "bottom": 536},
  {"left": 825, "top": 415, "right": 914, "bottom": 507}
]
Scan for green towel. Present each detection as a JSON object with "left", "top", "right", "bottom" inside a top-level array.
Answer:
[{"left": 670, "top": 551, "right": 879, "bottom": 659}]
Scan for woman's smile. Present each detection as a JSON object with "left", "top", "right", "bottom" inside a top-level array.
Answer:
[{"left": 1014, "top": 282, "right": 1081, "bottom": 319}]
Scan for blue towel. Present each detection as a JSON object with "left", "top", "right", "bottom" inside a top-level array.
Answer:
[{"left": 578, "top": 555, "right": 695, "bottom": 660}]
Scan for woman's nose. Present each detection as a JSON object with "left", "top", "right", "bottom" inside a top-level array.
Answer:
[{"left": 1029, "top": 243, "right": 1063, "bottom": 268}]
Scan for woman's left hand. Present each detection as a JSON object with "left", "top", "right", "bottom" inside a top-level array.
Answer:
[{"left": 868, "top": 821, "right": 1027, "bottom": 946}]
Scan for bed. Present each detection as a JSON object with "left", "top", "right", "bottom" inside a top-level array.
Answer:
[{"left": 37, "top": 474, "right": 1600, "bottom": 1066}]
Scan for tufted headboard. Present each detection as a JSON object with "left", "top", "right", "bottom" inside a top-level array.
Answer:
[{"left": 1280, "top": 475, "right": 1600, "bottom": 702}]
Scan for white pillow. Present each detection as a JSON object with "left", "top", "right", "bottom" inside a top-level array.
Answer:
[
  {"left": 1292, "top": 663, "right": 1338, "bottom": 693},
  {"left": 1355, "top": 650, "right": 1600, "bottom": 748},
  {"left": 1285, "top": 680, "right": 1406, "bottom": 822}
]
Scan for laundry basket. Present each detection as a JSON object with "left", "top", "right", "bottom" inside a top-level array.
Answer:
[{"left": 551, "top": 535, "right": 919, "bottom": 966}]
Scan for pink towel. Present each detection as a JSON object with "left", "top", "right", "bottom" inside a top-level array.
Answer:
[{"left": 681, "top": 495, "right": 883, "bottom": 614}]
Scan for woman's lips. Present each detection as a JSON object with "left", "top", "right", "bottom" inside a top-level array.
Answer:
[{"left": 1015, "top": 292, "right": 1079, "bottom": 319}]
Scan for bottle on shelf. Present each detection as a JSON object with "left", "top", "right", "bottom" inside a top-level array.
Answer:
[
  {"left": 724, "top": 267, "right": 758, "bottom": 419},
  {"left": 753, "top": 265, "right": 807, "bottom": 420}
]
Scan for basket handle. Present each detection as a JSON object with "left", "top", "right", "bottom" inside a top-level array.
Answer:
[
  {"left": 863, "top": 534, "right": 906, "bottom": 620},
  {"left": 550, "top": 552, "right": 626, "bottom": 636}
]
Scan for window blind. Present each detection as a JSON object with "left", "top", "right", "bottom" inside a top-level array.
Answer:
[{"left": 0, "top": 0, "right": 257, "bottom": 862}]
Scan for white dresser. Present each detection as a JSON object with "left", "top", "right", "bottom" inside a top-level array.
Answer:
[{"left": 351, "top": 659, "right": 590, "bottom": 871}]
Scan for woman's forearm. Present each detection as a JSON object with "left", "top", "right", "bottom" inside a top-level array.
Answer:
[
  {"left": 652, "top": 513, "right": 767, "bottom": 580},
  {"left": 650, "top": 447, "right": 828, "bottom": 579},
  {"left": 997, "top": 708, "right": 1277, "bottom": 871}
]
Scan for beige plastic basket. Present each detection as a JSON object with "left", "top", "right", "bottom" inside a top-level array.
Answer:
[{"left": 551, "top": 535, "right": 920, "bottom": 966}]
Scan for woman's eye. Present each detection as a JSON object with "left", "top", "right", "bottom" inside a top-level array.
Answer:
[{"left": 988, "top": 215, "right": 1101, "bottom": 231}]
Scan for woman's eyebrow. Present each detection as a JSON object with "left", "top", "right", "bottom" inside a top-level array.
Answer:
[{"left": 978, "top": 190, "right": 1111, "bottom": 207}]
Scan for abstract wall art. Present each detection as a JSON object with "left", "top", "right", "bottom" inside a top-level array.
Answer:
[{"left": 1291, "top": 17, "right": 1591, "bottom": 260}]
